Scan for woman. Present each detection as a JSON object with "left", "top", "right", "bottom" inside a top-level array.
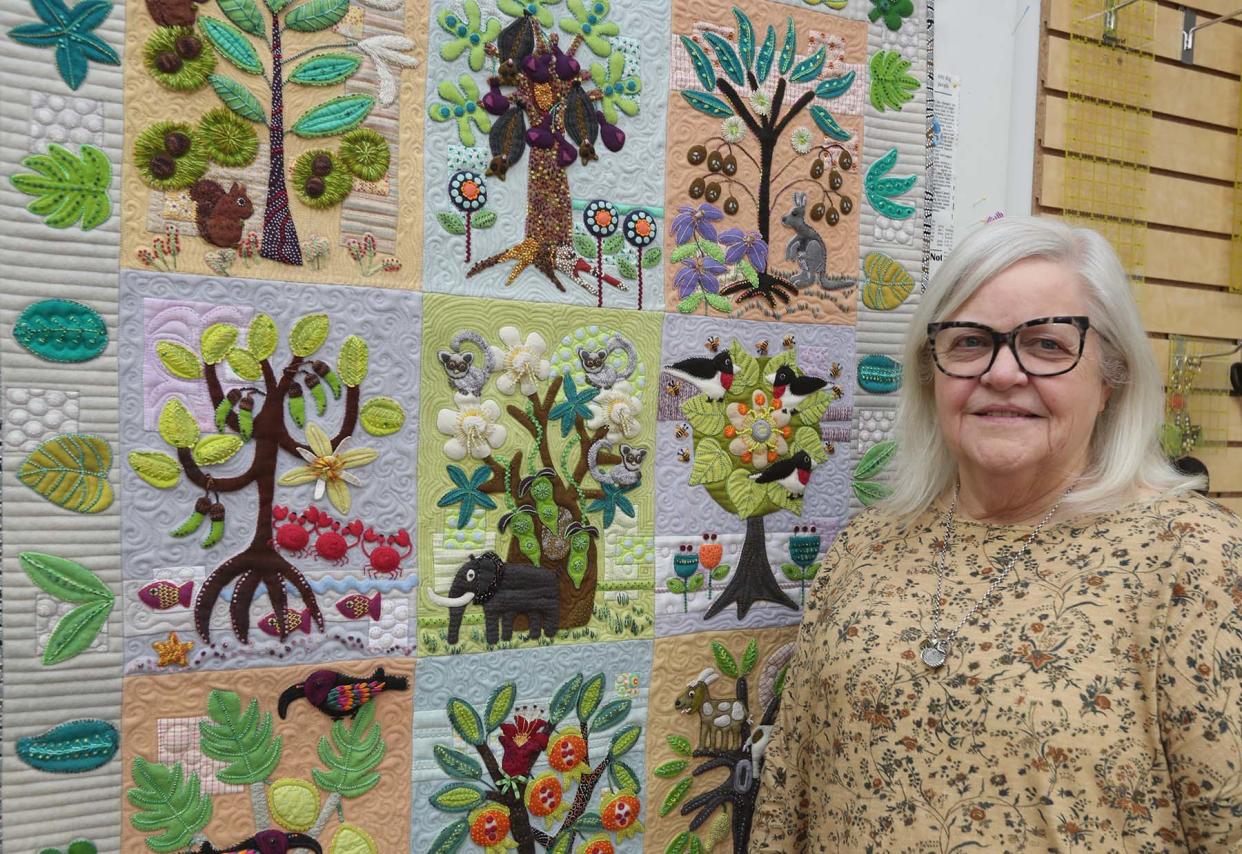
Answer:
[{"left": 750, "top": 217, "right": 1241, "bottom": 852}]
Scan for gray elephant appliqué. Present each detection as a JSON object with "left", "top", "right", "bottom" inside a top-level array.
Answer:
[{"left": 426, "top": 551, "right": 561, "bottom": 646}]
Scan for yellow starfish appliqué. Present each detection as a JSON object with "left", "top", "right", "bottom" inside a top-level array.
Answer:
[{"left": 153, "top": 631, "right": 194, "bottom": 667}]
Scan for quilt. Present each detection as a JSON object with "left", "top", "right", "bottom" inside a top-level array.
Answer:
[{"left": 0, "top": 0, "right": 934, "bottom": 849}]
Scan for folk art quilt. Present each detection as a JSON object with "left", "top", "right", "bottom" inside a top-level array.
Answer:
[{"left": 0, "top": 0, "right": 934, "bottom": 849}]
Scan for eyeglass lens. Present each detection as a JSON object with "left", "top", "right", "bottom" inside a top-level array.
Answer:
[{"left": 932, "top": 321, "right": 1083, "bottom": 377}]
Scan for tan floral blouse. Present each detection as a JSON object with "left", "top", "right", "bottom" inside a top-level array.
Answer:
[{"left": 751, "top": 493, "right": 1242, "bottom": 853}]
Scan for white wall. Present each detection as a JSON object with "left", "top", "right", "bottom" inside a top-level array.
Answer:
[{"left": 935, "top": 0, "right": 1042, "bottom": 239}]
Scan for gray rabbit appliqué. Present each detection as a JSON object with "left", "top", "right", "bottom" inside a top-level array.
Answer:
[{"left": 782, "top": 192, "right": 829, "bottom": 288}]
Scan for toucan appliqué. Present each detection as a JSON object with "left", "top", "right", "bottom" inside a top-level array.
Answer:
[
  {"left": 664, "top": 351, "right": 735, "bottom": 401},
  {"left": 749, "top": 451, "right": 814, "bottom": 497},
  {"left": 770, "top": 365, "right": 828, "bottom": 414}
]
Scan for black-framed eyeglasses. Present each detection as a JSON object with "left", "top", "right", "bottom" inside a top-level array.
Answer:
[{"left": 926, "top": 316, "right": 1091, "bottom": 378}]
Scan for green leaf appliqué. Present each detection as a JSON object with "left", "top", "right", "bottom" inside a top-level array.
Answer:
[{"left": 9, "top": 144, "right": 111, "bottom": 230}]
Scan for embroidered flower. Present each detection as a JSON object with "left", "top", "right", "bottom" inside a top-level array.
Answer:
[
  {"left": 790, "top": 126, "right": 814, "bottom": 155},
  {"left": 723, "top": 389, "right": 791, "bottom": 469},
  {"left": 449, "top": 170, "right": 487, "bottom": 212},
  {"left": 488, "top": 326, "right": 551, "bottom": 396},
  {"left": 436, "top": 393, "right": 508, "bottom": 460},
  {"left": 586, "top": 381, "right": 642, "bottom": 442},
  {"left": 583, "top": 199, "right": 620, "bottom": 237},
  {"left": 674, "top": 254, "right": 725, "bottom": 298},
  {"left": 622, "top": 208, "right": 657, "bottom": 247},
  {"left": 437, "top": 0, "right": 501, "bottom": 72},
  {"left": 719, "top": 227, "right": 768, "bottom": 272},
  {"left": 749, "top": 90, "right": 772, "bottom": 116},
  {"left": 589, "top": 49, "right": 641, "bottom": 124},
  {"left": 498, "top": 715, "right": 550, "bottom": 778},
  {"left": 277, "top": 423, "right": 378, "bottom": 514},
  {"left": 721, "top": 115, "right": 746, "bottom": 144},
  {"left": 427, "top": 73, "right": 491, "bottom": 145},
  {"left": 671, "top": 202, "right": 724, "bottom": 244},
  {"left": 869, "top": 0, "right": 915, "bottom": 31}
]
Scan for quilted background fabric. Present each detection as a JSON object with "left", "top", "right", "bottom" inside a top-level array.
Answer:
[{"left": 0, "top": 0, "right": 932, "bottom": 849}]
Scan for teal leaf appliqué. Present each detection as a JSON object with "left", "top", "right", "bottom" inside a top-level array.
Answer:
[
  {"left": 437, "top": 464, "right": 497, "bottom": 529},
  {"left": 548, "top": 374, "right": 599, "bottom": 438},
  {"left": 8, "top": 0, "right": 120, "bottom": 90}
]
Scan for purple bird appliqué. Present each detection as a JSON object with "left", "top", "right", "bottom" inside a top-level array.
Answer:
[
  {"left": 277, "top": 666, "right": 409, "bottom": 720},
  {"left": 196, "top": 829, "right": 322, "bottom": 854}
]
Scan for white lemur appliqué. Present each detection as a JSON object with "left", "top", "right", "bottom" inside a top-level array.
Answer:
[
  {"left": 578, "top": 334, "right": 637, "bottom": 391},
  {"left": 587, "top": 439, "right": 648, "bottom": 488},
  {"left": 437, "top": 330, "right": 494, "bottom": 398}
]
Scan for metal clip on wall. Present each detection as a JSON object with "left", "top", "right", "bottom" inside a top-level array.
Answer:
[{"left": 1180, "top": 5, "right": 1242, "bottom": 64}]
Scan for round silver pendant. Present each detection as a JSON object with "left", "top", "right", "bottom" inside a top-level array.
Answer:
[{"left": 921, "top": 643, "right": 947, "bottom": 668}]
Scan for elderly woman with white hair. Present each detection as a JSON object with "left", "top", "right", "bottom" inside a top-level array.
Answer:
[{"left": 749, "top": 217, "right": 1241, "bottom": 852}]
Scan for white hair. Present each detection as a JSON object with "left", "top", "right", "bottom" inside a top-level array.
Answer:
[{"left": 883, "top": 216, "right": 1203, "bottom": 520}]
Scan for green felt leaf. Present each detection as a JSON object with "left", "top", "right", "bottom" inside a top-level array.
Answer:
[
  {"left": 127, "top": 759, "right": 213, "bottom": 852},
  {"left": 677, "top": 291, "right": 704, "bottom": 313},
  {"left": 601, "top": 231, "right": 624, "bottom": 256},
  {"left": 616, "top": 255, "right": 638, "bottom": 280},
  {"left": 667, "top": 577, "right": 686, "bottom": 594},
  {"left": 697, "top": 238, "right": 726, "bottom": 264},
  {"left": 573, "top": 230, "right": 597, "bottom": 258},
  {"left": 641, "top": 245, "right": 662, "bottom": 267},
  {"left": 129, "top": 450, "right": 183, "bottom": 489},
  {"left": 710, "top": 563, "right": 730, "bottom": 580},
  {"left": 436, "top": 210, "right": 466, "bottom": 235},
  {"left": 284, "top": 0, "right": 349, "bottom": 30},
  {"left": 591, "top": 698, "right": 630, "bottom": 732},
  {"left": 704, "top": 292, "right": 733, "bottom": 313},
  {"left": 19, "top": 551, "right": 113, "bottom": 603},
  {"left": 191, "top": 433, "right": 244, "bottom": 466},
  {"left": 199, "top": 691, "right": 282, "bottom": 784},
  {"left": 854, "top": 439, "right": 897, "bottom": 481},
  {"left": 654, "top": 759, "right": 688, "bottom": 778},
  {"left": 472, "top": 209, "right": 496, "bottom": 228},
  {"left": 679, "top": 35, "right": 715, "bottom": 91},
  {"left": 577, "top": 672, "right": 605, "bottom": 722},
  {"left": 548, "top": 673, "right": 583, "bottom": 725},
  {"left": 156, "top": 341, "right": 203, "bottom": 379},
  {"left": 217, "top": 0, "right": 264, "bottom": 35},
  {"left": 225, "top": 347, "right": 262, "bottom": 381},
  {"left": 427, "top": 820, "right": 469, "bottom": 854},
  {"left": 741, "top": 637, "right": 759, "bottom": 675},
  {"left": 19, "top": 434, "right": 113, "bottom": 513},
  {"left": 446, "top": 698, "right": 485, "bottom": 746},
  {"left": 778, "top": 16, "right": 796, "bottom": 75},
  {"left": 792, "top": 425, "right": 829, "bottom": 464},
  {"left": 789, "top": 45, "right": 825, "bottom": 83},
  {"left": 359, "top": 396, "right": 405, "bottom": 436},
  {"left": 549, "top": 832, "right": 573, "bottom": 854},
  {"left": 711, "top": 640, "right": 738, "bottom": 678},
  {"left": 701, "top": 31, "right": 743, "bottom": 85},
  {"left": 288, "top": 52, "right": 360, "bottom": 85},
  {"left": 433, "top": 744, "right": 483, "bottom": 780},
  {"left": 311, "top": 701, "right": 384, "bottom": 798},
  {"left": 668, "top": 734, "right": 693, "bottom": 756},
  {"left": 661, "top": 776, "right": 693, "bottom": 816},
  {"left": 199, "top": 17, "right": 263, "bottom": 74},
  {"left": 815, "top": 70, "right": 856, "bottom": 100},
  {"left": 687, "top": 573, "right": 704, "bottom": 591},
  {"left": 609, "top": 723, "right": 641, "bottom": 758},
  {"left": 338, "top": 335, "right": 368, "bottom": 387},
  {"left": 792, "top": 390, "right": 831, "bottom": 426},
  {"left": 289, "top": 313, "right": 329, "bottom": 356},
  {"left": 247, "top": 314, "right": 277, "bottom": 361},
  {"left": 291, "top": 94, "right": 374, "bottom": 138},
  {"left": 429, "top": 783, "right": 485, "bottom": 812},
  {"left": 755, "top": 24, "right": 776, "bottom": 83},
  {"left": 9, "top": 144, "right": 111, "bottom": 230},
  {"left": 43, "top": 598, "right": 112, "bottom": 665},
  {"left": 608, "top": 759, "right": 640, "bottom": 794},
  {"left": 729, "top": 340, "right": 761, "bottom": 389},
  {"left": 200, "top": 323, "right": 238, "bottom": 364},
  {"left": 668, "top": 242, "right": 697, "bottom": 264},
  {"left": 780, "top": 561, "right": 803, "bottom": 581},
  {"left": 681, "top": 89, "right": 733, "bottom": 118},
  {"left": 866, "top": 148, "right": 916, "bottom": 219},
  {"left": 484, "top": 682, "right": 516, "bottom": 732},
  {"left": 733, "top": 7, "right": 754, "bottom": 71},
  {"left": 680, "top": 394, "right": 727, "bottom": 436},
  {"left": 809, "top": 105, "right": 850, "bottom": 141},
  {"left": 13, "top": 298, "right": 107, "bottom": 362},
  {"left": 869, "top": 50, "right": 919, "bottom": 112},
  {"left": 738, "top": 258, "right": 759, "bottom": 289},
  {"left": 853, "top": 478, "right": 893, "bottom": 506},
  {"left": 726, "top": 467, "right": 763, "bottom": 518},
  {"left": 690, "top": 437, "right": 733, "bottom": 486},
  {"left": 158, "top": 399, "right": 200, "bottom": 449},
  {"left": 209, "top": 74, "right": 266, "bottom": 123}
]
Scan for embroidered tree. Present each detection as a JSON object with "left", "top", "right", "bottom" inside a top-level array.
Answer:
[
  {"left": 128, "top": 312, "right": 407, "bottom": 643},
  {"left": 430, "top": 324, "right": 649, "bottom": 641},
  {"left": 127, "top": 688, "right": 389, "bottom": 851},
  {"left": 134, "top": 0, "right": 416, "bottom": 264},
  {"left": 429, "top": 0, "right": 642, "bottom": 291},
  {"left": 677, "top": 340, "right": 836, "bottom": 619},
  {"left": 427, "top": 673, "right": 645, "bottom": 854},
  {"left": 675, "top": 9, "right": 858, "bottom": 308},
  {"left": 657, "top": 638, "right": 792, "bottom": 853}
]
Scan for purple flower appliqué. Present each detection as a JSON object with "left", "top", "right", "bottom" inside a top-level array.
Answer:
[
  {"left": 671, "top": 203, "right": 724, "bottom": 245},
  {"left": 675, "top": 255, "right": 726, "bottom": 297},
  {"left": 719, "top": 228, "right": 769, "bottom": 272}
]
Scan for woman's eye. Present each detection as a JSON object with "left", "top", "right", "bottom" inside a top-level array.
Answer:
[{"left": 954, "top": 335, "right": 987, "bottom": 349}]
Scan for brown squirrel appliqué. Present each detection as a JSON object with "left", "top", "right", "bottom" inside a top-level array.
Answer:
[{"left": 190, "top": 180, "right": 254, "bottom": 249}]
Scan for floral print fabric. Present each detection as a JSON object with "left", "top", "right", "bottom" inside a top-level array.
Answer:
[{"left": 751, "top": 493, "right": 1242, "bottom": 853}]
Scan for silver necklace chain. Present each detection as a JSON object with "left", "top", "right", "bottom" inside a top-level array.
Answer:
[{"left": 922, "top": 484, "right": 1070, "bottom": 668}]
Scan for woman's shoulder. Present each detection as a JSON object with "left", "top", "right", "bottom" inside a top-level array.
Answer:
[{"left": 1080, "top": 490, "right": 1242, "bottom": 553}]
